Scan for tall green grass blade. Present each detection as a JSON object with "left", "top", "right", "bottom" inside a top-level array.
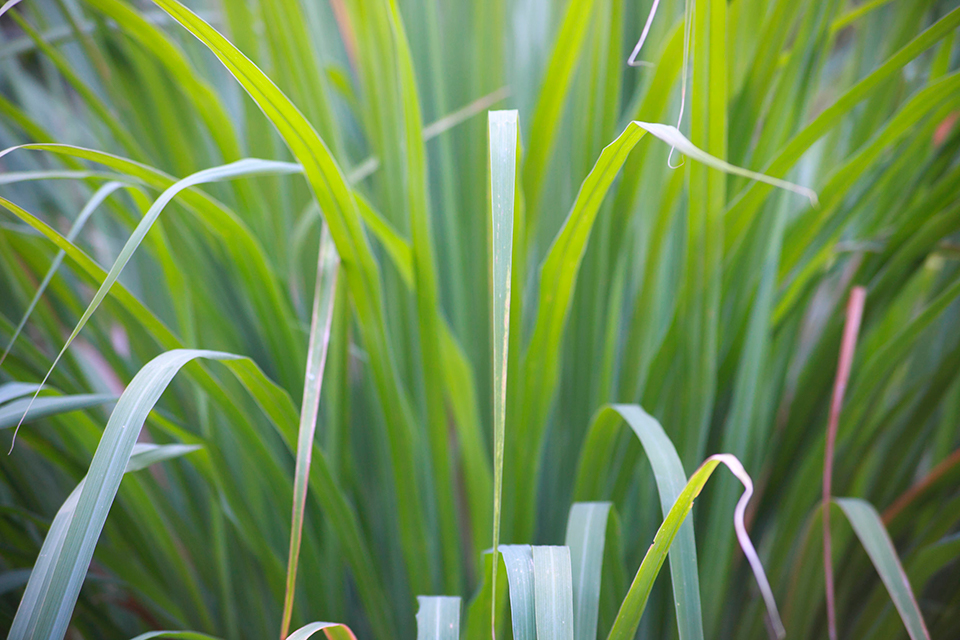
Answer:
[
  {"left": 387, "top": 0, "right": 460, "bottom": 589},
  {"left": 833, "top": 498, "right": 930, "bottom": 640},
  {"left": 499, "top": 545, "right": 536, "bottom": 640},
  {"left": 533, "top": 546, "right": 574, "bottom": 640},
  {"left": 4, "top": 439, "right": 203, "bottom": 636},
  {"left": 726, "top": 6, "right": 960, "bottom": 247},
  {"left": 145, "top": 0, "right": 432, "bottom": 592},
  {"left": 573, "top": 405, "right": 703, "bottom": 640},
  {"left": 416, "top": 596, "right": 462, "bottom": 640},
  {"left": 489, "top": 108, "right": 518, "bottom": 632},
  {"left": 80, "top": 0, "right": 243, "bottom": 162},
  {"left": 564, "top": 502, "right": 611, "bottom": 640},
  {"left": 280, "top": 225, "right": 340, "bottom": 639}
]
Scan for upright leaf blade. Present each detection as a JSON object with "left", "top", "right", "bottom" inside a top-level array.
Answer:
[
  {"left": 281, "top": 225, "right": 340, "bottom": 639},
  {"left": 532, "top": 546, "right": 574, "bottom": 640},
  {"left": 499, "top": 545, "right": 536, "bottom": 640},
  {"left": 489, "top": 108, "right": 518, "bottom": 638},
  {"left": 565, "top": 503, "right": 611, "bottom": 640},
  {"left": 416, "top": 596, "right": 462, "bottom": 640}
]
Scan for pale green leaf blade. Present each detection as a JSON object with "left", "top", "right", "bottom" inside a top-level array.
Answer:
[
  {"left": 533, "top": 546, "right": 574, "bottom": 640},
  {"left": 499, "top": 545, "right": 536, "bottom": 640},
  {"left": 489, "top": 108, "right": 518, "bottom": 636},
  {"left": 129, "top": 632, "right": 223, "bottom": 640},
  {"left": 125, "top": 443, "right": 202, "bottom": 472},
  {"left": 607, "top": 454, "right": 783, "bottom": 640},
  {"left": 834, "top": 498, "right": 930, "bottom": 640},
  {"left": 10, "top": 435, "right": 208, "bottom": 640},
  {"left": 287, "top": 622, "right": 358, "bottom": 640},
  {"left": 416, "top": 596, "right": 462, "bottom": 640},
  {"left": 281, "top": 224, "right": 340, "bottom": 638},
  {"left": 565, "top": 502, "right": 611, "bottom": 640},
  {"left": 0, "top": 382, "right": 41, "bottom": 405}
]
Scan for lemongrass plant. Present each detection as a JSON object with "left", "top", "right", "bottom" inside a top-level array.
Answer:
[{"left": 1, "top": 0, "right": 960, "bottom": 639}]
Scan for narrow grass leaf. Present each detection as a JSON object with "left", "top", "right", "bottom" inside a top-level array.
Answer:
[
  {"left": 144, "top": 1, "right": 432, "bottom": 589},
  {"left": 634, "top": 122, "right": 818, "bottom": 206},
  {"left": 833, "top": 498, "right": 930, "bottom": 640},
  {"left": 281, "top": 225, "right": 340, "bottom": 639},
  {"left": 565, "top": 502, "right": 611, "bottom": 640},
  {"left": 489, "top": 108, "right": 518, "bottom": 638},
  {"left": 532, "top": 546, "right": 574, "bottom": 640},
  {"left": 523, "top": 0, "right": 597, "bottom": 219},
  {"left": 823, "top": 287, "right": 866, "bottom": 640},
  {"left": 518, "top": 124, "right": 647, "bottom": 519},
  {"left": 499, "top": 545, "right": 536, "bottom": 640}
]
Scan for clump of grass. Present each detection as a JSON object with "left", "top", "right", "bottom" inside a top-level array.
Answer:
[{"left": 1, "top": 1, "right": 959, "bottom": 640}]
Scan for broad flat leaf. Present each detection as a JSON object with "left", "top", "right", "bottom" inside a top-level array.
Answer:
[{"left": 565, "top": 502, "right": 611, "bottom": 640}]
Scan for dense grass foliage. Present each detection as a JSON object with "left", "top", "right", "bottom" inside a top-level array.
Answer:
[{"left": 1, "top": 0, "right": 960, "bottom": 638}]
